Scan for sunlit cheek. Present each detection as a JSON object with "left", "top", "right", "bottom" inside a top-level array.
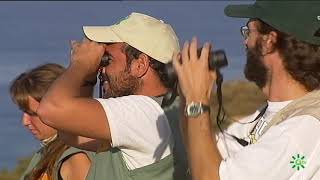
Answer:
[
  {"left": 246, "top": 41, "right": 256, "bottom": 50},
  {"left": 103, "top": 82, "right": 110, "bottom": 91},
  {"left": 42, "top": 126, "right": 57, "bottom": 138},
  {"left": 22, "top": 114, "right": 35, "bottom": 129}
]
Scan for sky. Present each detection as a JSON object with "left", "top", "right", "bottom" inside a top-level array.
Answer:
[
  {"left": 0, "top": 1, "right": 251, "bottom": 85},
  {"left": 0, "top": 1, "right": 252, "bottom": 169}
]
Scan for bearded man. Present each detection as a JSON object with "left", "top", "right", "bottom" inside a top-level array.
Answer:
[{"left": 173, "top": 1, "right": 320, "bottom": 180}]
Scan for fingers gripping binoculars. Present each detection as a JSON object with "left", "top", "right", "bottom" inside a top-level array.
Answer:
[{"left": 165, "top": 49, "right": 228, "bottom": 89}]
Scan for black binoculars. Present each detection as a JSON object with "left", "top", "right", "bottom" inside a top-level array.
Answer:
[
  {"left": 100, "top": 55, "right": 111, "bottom": 67},
  {"left": 165, "top": 49, "right": 228, "bottom": 89}
]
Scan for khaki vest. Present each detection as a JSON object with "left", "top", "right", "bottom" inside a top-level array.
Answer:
[{"left": 256, "top": 90, "right": 320, "bottom": 141}]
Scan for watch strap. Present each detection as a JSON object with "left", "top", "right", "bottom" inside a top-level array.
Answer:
[{"left": 201, "top": 103, "right": 210, "bottom": 113}]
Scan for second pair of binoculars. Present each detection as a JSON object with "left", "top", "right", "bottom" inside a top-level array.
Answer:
[{"left": 165, "top": 48, "right": 228, "bottom": 88}]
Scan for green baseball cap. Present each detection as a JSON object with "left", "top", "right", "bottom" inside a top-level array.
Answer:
[{"left": 224, "top": 1, "right": 320, "bottom": 45}]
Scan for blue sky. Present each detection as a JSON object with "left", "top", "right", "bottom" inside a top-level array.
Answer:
[
  {"left": 0, "top": 1, "right": 251, "bottom": 85},
  {"left": 0, "top": 1, "right": 252, "bottom": 169}
]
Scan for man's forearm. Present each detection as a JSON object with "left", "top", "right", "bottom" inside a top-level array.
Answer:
[
  {"left": 44, "top": 64, "right": 88, "bottom": 102},
  {"left": 80, "top": 79, "right": 96, "bottom": 98},
  {"left": 186, "top": 113, "right": 222, "bottom": 180},
  {"left": 37, "top": 40, "right": 110, "bottom": 141},
  {"left": 58, "top": 131, "right": 106, "bottom": 152},
  {"left": 37, "top": 64, "right": 93, "bottom": 127}
]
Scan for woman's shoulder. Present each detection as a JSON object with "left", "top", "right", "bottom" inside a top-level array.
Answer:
[
  {"left": 60, "top": 151, "right": 91, "bottom": 169},
  {"left": 58, "top": 147, "right": 93, "bottom": 180}
]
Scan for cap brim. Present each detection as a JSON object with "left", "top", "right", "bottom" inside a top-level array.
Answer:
[
  {"left": 224, "top": 4, "right": 257, "bottom": 18},
  {"left": 83, "top": 26, "right": 123, "bottom": 43}
]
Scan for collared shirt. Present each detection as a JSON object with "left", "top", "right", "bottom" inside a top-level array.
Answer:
[{"left": 216, "top": 100, "right": 320, "bottom": 180}]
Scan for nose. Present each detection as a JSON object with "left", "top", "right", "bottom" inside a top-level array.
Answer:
[
  {"left": 243, "top": 38, "right": 248, "bottom": 46},
  {"left": 22, "top": 113, "right": 32, "bottom": 127}
]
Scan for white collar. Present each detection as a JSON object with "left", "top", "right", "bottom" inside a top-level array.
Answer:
[{"left": 40, "top": 134, "right": 57, "bottom": 147}]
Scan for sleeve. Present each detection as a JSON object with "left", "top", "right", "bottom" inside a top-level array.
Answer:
[
  {"left": 219, "top": 115, "right": 320, "bottom": 180},
  {"left": 95, "top": 95, "right": 172, "bottom": 152}
]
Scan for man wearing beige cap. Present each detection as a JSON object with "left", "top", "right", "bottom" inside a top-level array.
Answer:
[{"left": 37, "top": 12, "right": 188, "bottom": 179}]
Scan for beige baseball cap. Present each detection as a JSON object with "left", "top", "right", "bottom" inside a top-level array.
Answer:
[{"left": 83, "top": 12, "right": 180, "bottom": 64}]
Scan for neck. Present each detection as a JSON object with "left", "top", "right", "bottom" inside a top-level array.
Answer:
[
  {"left": 136, "top": 71, "right": 169, "bottom": 97},
  {"left": 136, "top": 83, "right": 168, "bottom": 97},
  {"left": 263, "top": 79, "right": 308, "bottom": 102},
  {"left": 262, "top": 53, "right": 308, "bottom": 102},
  {"left": 41, "top": 134, "right": 57, "bottom": 147}
]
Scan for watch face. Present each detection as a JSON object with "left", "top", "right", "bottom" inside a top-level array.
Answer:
[
  {"left": 189, "top": 105, "right": 201, "bottom": 114},
  {"left": 186, "top": 103, "right": 201, "bottom": 117},
  {"left": 185, "top": 102, "right": 210, "bottom": 118}
]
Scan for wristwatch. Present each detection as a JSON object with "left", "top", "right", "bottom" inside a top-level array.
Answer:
[{"left": 185, "top": 101, "right": 210, "bottom": 118}]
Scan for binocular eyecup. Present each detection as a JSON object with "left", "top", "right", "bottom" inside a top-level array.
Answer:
[{"left": 100, "top": 55, "right": 111, "bottom": 67}]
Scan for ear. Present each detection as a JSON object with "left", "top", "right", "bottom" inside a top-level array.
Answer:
[
  {"left": 267, "top": 31, "right": 278, "bottom": 50},
  {"left": 262, "top": 31, "right": 278, "bottom": 55},
  {"left": 130, "top": 53, "right": 150, "bottom": 78}
]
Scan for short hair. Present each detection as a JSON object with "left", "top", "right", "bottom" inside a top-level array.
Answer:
[{"left": 9, "top": 63, "right": 65, "bottom": 113}]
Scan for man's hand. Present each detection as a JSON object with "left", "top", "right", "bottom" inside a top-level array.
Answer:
[
  {"left": 70, "top": 39, "right": 105, "bottom": 78},
  {"left": 172, "top": 37, "right": 217, "bottom": 104}
]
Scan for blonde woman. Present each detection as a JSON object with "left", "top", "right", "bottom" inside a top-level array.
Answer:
[{"left": 10, "top": 63, "right": 93, "bottom": 180}]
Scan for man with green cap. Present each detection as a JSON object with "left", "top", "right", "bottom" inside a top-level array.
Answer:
[{"left": 172, "top": 1, "right": 320, "bottom": 180}]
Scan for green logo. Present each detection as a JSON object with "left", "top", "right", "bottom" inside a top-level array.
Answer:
[{"left": 290, "top": 154, "right": 306, "bottom": 170}]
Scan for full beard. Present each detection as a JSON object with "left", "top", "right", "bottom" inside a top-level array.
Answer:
[
  {"left": 103, "top": 71, "right": 141, "bottom": 98},
  {"left": 244, "top": 40, "right": 268, "bottom": 89}
]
